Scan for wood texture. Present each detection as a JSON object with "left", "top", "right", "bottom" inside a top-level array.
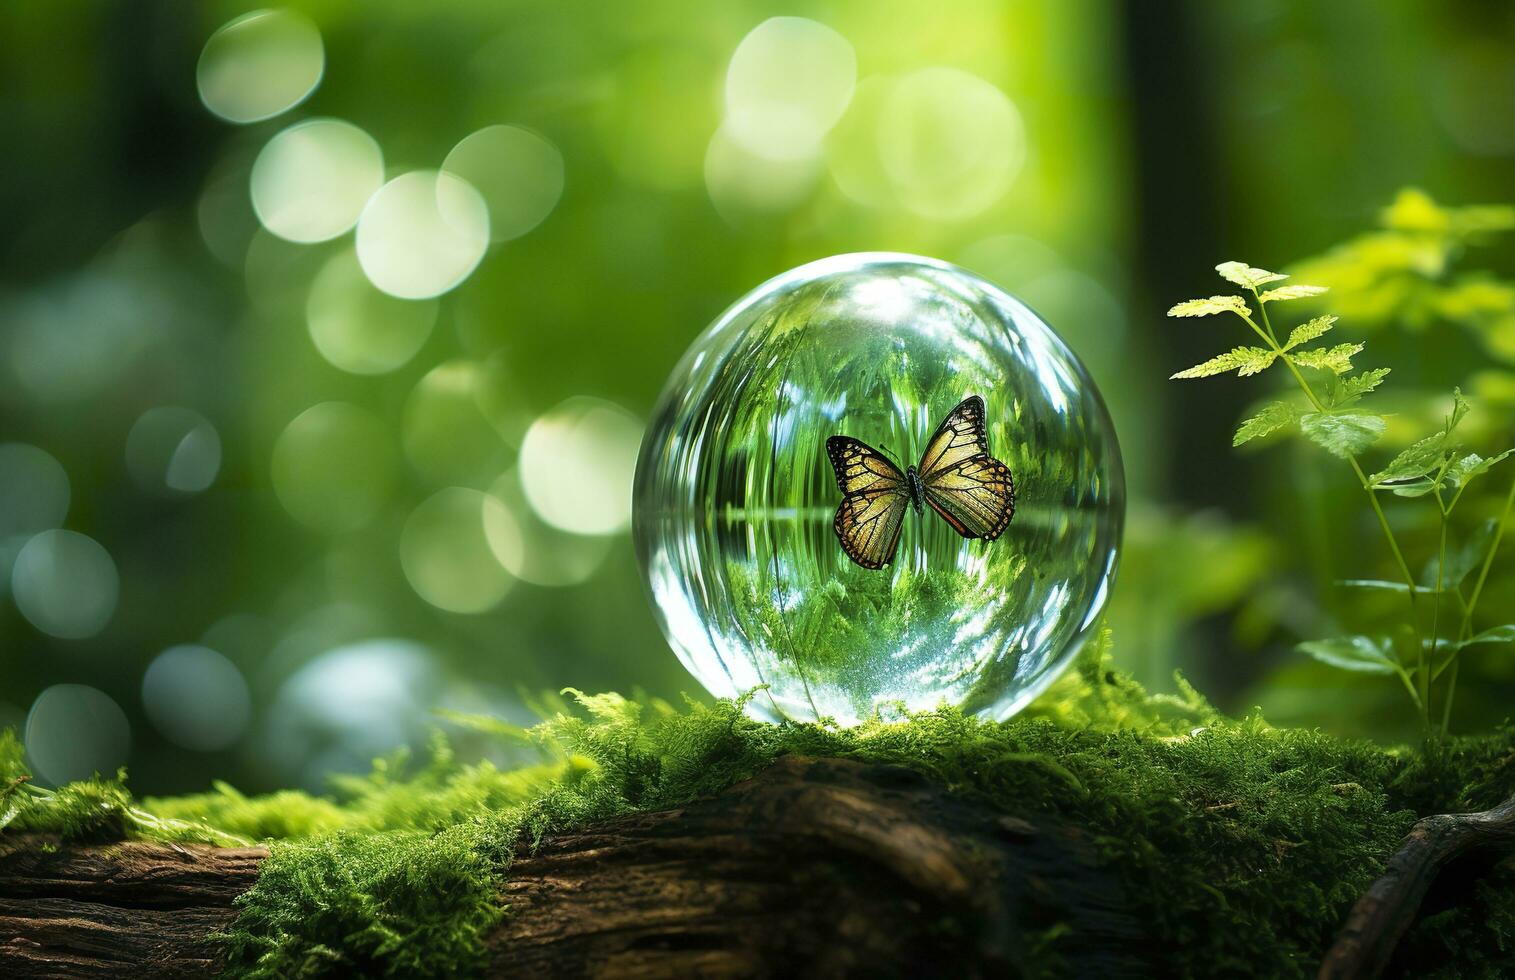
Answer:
[
  {"left": 0, "top": 757, "right": 1147, "bottom": 977},
  {"left": 0, "top": 837, "right": 267, "bottom": 978},
  {"left": 1319, "top": 794, "right": 1515, "bottom": 980}
]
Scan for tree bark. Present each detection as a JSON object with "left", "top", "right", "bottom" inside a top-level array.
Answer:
[
  {"left": 1319, "top": 793, "right": 1515, "bottom": 980},
  {"left": 0, "top": 756, "right": 1145, "bottom": 978}
]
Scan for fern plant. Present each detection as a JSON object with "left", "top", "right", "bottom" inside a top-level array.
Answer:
[{"left": 1168, "top": 261, "right": 1515, "bottom": 736}]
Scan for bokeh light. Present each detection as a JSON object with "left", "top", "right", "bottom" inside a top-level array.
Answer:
[
  {"left": 12, "top": 530, "right": 119, "bottom": 639},
  {"left": 829, "top": 69, "right": 1024, "bottom": 219},
  {"left": 271, "top": 402, "right": 398, "bottom": 533},
  {"left": 704, "top": 123, "right": 822, "bottom": 222},
  {"left": 356, "top": 170, "right": 490, "bottom": 299},
  {"left": 251, "top": 119, "right": 384, "bottom": 244},
  {"left": 401, "top": 361, "right": 513, "bottom": 484},
  {"left": 25, "top": 684, "right": 130, "bottom": 786},
  {"left": 400, "top": 488, "right": 514, "bottom": 613},
  {"left": 725, "top": 17, "right": 856, "bottom": 161},
  {"left": 261, "top": 639, "right": 441, "bottom": 790},
  {"left": 197, "top": 9, "right": 324, "bottom": 124},
  {"left": 0, "top": 443, "right": 70, "bottom": 540},
  {"left": 125, "top": 407, "right": 222, "bottom": 495},
  {"left": 485, "top": 470, "right": 612, "bottom": 586},
  {"left": 306, "top": 248, "right": 438, "bottom": 374},
  {"left": 141, "top": 645, "right": 251, "bottom": 751},
  {"left": 519, "top": 396, "right": 643, "bottom": 536},
  {"left": 442, "top": 125, "right": 565, "bottom": 243},
  {"left": 877, "top": 68, "right": 1024, "bottom": 219}
]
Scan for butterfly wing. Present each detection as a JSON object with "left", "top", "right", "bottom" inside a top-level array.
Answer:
[
  {"left": 917, "top": 395, "right": 1016, "bottom": 541},
  {"left": 826, "top": 435, "right": 910, "bottom": 569}
]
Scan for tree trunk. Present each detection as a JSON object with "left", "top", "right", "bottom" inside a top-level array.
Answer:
[{"left": 0, "top": 756, "right": 1145, "bottom": 978}]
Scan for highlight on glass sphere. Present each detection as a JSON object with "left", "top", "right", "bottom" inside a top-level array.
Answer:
[{"left": 634, "top": 253, "right": 1124, "bottom": 725}]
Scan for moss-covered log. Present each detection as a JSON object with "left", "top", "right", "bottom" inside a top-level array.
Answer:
[{"left": 0, "top": 757, "right": 1142, "bottom": 978}]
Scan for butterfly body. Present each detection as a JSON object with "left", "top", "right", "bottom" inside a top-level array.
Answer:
[
  {"left": 825, "top": 395, "right": 1016, "bottom": 570},
  {"left": 903, "top": 465, "right": 926, "bottom": 516}
]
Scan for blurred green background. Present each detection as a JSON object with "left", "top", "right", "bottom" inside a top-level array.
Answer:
[{"left": 4, "top": 0, "right": 1515, "bottom": 794}]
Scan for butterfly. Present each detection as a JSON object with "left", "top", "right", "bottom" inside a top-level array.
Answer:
[{"left": 825, "top": 395, "right": 1016, "bottom": 570}]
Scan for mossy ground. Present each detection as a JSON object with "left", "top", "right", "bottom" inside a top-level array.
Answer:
[{"left": 4, "top": 641, "right": 1514, "bottom": 978}]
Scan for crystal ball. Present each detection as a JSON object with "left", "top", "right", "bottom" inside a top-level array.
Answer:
[{"left": 634, "top": 253, "right": 1123, "bottom": 724}]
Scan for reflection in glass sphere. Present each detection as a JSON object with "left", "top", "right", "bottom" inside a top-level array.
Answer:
[
  {"left": 26, "top": 684, "right": 130, "bottom": 786},
  {"left": 271, "top": 402, "right": 397, "bottom": 533},
  {"left": 251, "top": 119, "right": 384, "bottom": 243},
  {"left": 442, "top": 125, "right": 565, "bottom": 243},
  {"left": 197, "top": 9, "right": 324, "bottom": 124},
  {"left": 12, "top": 530, "right": 119, "bottom": 639},
  {"left": 125, "top": 406, "right": 222, "bottom": 495},
  {"left": 634, "top": 254, "right": 1123, "bottom": 725},
  {"left": 141, "top": 645, "right": 251, "bottom": 751}
]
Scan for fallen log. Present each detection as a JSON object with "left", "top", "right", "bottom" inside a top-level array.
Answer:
[{"left": 0, "top": 756, "right": 1144, "bottom": 978}]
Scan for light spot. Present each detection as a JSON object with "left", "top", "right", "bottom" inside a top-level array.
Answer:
[
  {"left": 400, "top": 488, "right": 514, "bottom": 613},
  {"left": 485, "top": 470, "right": 612, "bottom": 586},
  {"left": 271, "top": 402, "right": 397, "bottom": 533},
  {"left": 704, "top": 123, "right": 822, "bottom": 224},
  {"left": 401, "top": 361, "right": 511, "bottom": 485},
  {"left": 12, "top": 530, "right": 118, "bottom": 639},
  {"left": 251, "top": 119, "right": 384, "bottom": 243},
  {"left": 125, "top": 407, "right": 221, "bottom": 495},
  {"left": 141, "top": 645, "right": 251, "bottom": 751},
  {"left": 725, "top": 17, "right": 856, "bottom": 161},
  {"left": 0, "top": 444, "right": 70, "bottom": 540},
  {"left": 877, "top": 68, "right": 1024, "bottom": 219},
  {"left": 197, "top": 9, "right": 324, "bottom": 124},
  {"left": 442, "top": 125, "right": 565, "bottom": 242},
  {"left": 356, "top": 171, "right": 490, "bottom": 299},
  {"left": 307, "top": 248, "right": 437, "bottom": 374},
  {"left": 25, "top": 685, "right": 130, "bottom": 786},
  {"left": 260, "top": 639, "right": 440, "bottom": 790},
  {"left": 519, "top": 397, "right": 643, "bottom": 536}
]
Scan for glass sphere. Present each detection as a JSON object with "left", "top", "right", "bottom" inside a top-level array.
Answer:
[{"left": 634, "top": 253, "right": 1123, "bottom": 725}]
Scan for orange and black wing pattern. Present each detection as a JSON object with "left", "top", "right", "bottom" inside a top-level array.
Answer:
[
  {"left": 825, "top": 435, "right": 910, "bottom": 569},
  {"left": 916, "top": 396, "right": 1016, "bottom": 540}
]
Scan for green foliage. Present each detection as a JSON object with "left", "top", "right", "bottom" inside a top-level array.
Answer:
[
  {"left": 0, "top": 729, "right": 247, "bottom": 846},
  {"left": 9, "top": 662, "right": 1515, "bottom": 977},
  {"left": 1166, "top": 255, "right": 1515, "bottom": 736}
]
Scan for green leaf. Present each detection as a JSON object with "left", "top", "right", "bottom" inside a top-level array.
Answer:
[
  {"left": 1216, "top": 261, "right": 1288, "bottom": 288},
  {"left": 1283, "top": 315, "right": 1337, "bottom": 351},
  {"left": 1289, "top": 343, "right": 1364, "bottom": 374},
  {"left": 1170, "top": 346, "right": 1276, "bottom": 380},
  {"left": 1446, "top": 449, "right": 1515, "bottom": 488},
  {"left": 1444, "top": 519, "right": 1498, "bottom": 588},
  {"left": 1233, "top": 401, "right": 1299, "bottom": 446},
  {"left": 1331, "top": 368, "right": 1391, "bottom": 407},
  {"left": 1260, "top": 284, "right": 1329, "bottom": 303},
  {"left": 1447, "top": 387, "right": 1471, "bottom": 433},
  {"left": 1389, "top": 478, "right": 1440, "bottom": 498},
  {"left": 1298, "top": 636, "right": 1396, "bottom": 674},
  {"left": 1370, "top": 433, "right": 1452, "bottom": 486},
  {"left": 1463, "top": 625, "right": 1515, "bottom": 649},
  {"left": 1300, "top": 411, "right": 1386, "bottom": 458},
  {"left": 1167, "top": 296, "right": 1250, "bottom": 318}
]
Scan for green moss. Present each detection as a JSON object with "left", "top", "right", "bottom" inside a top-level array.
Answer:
[{"left": 5, "top": 656, "right": 1515, "bottom": 978}]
